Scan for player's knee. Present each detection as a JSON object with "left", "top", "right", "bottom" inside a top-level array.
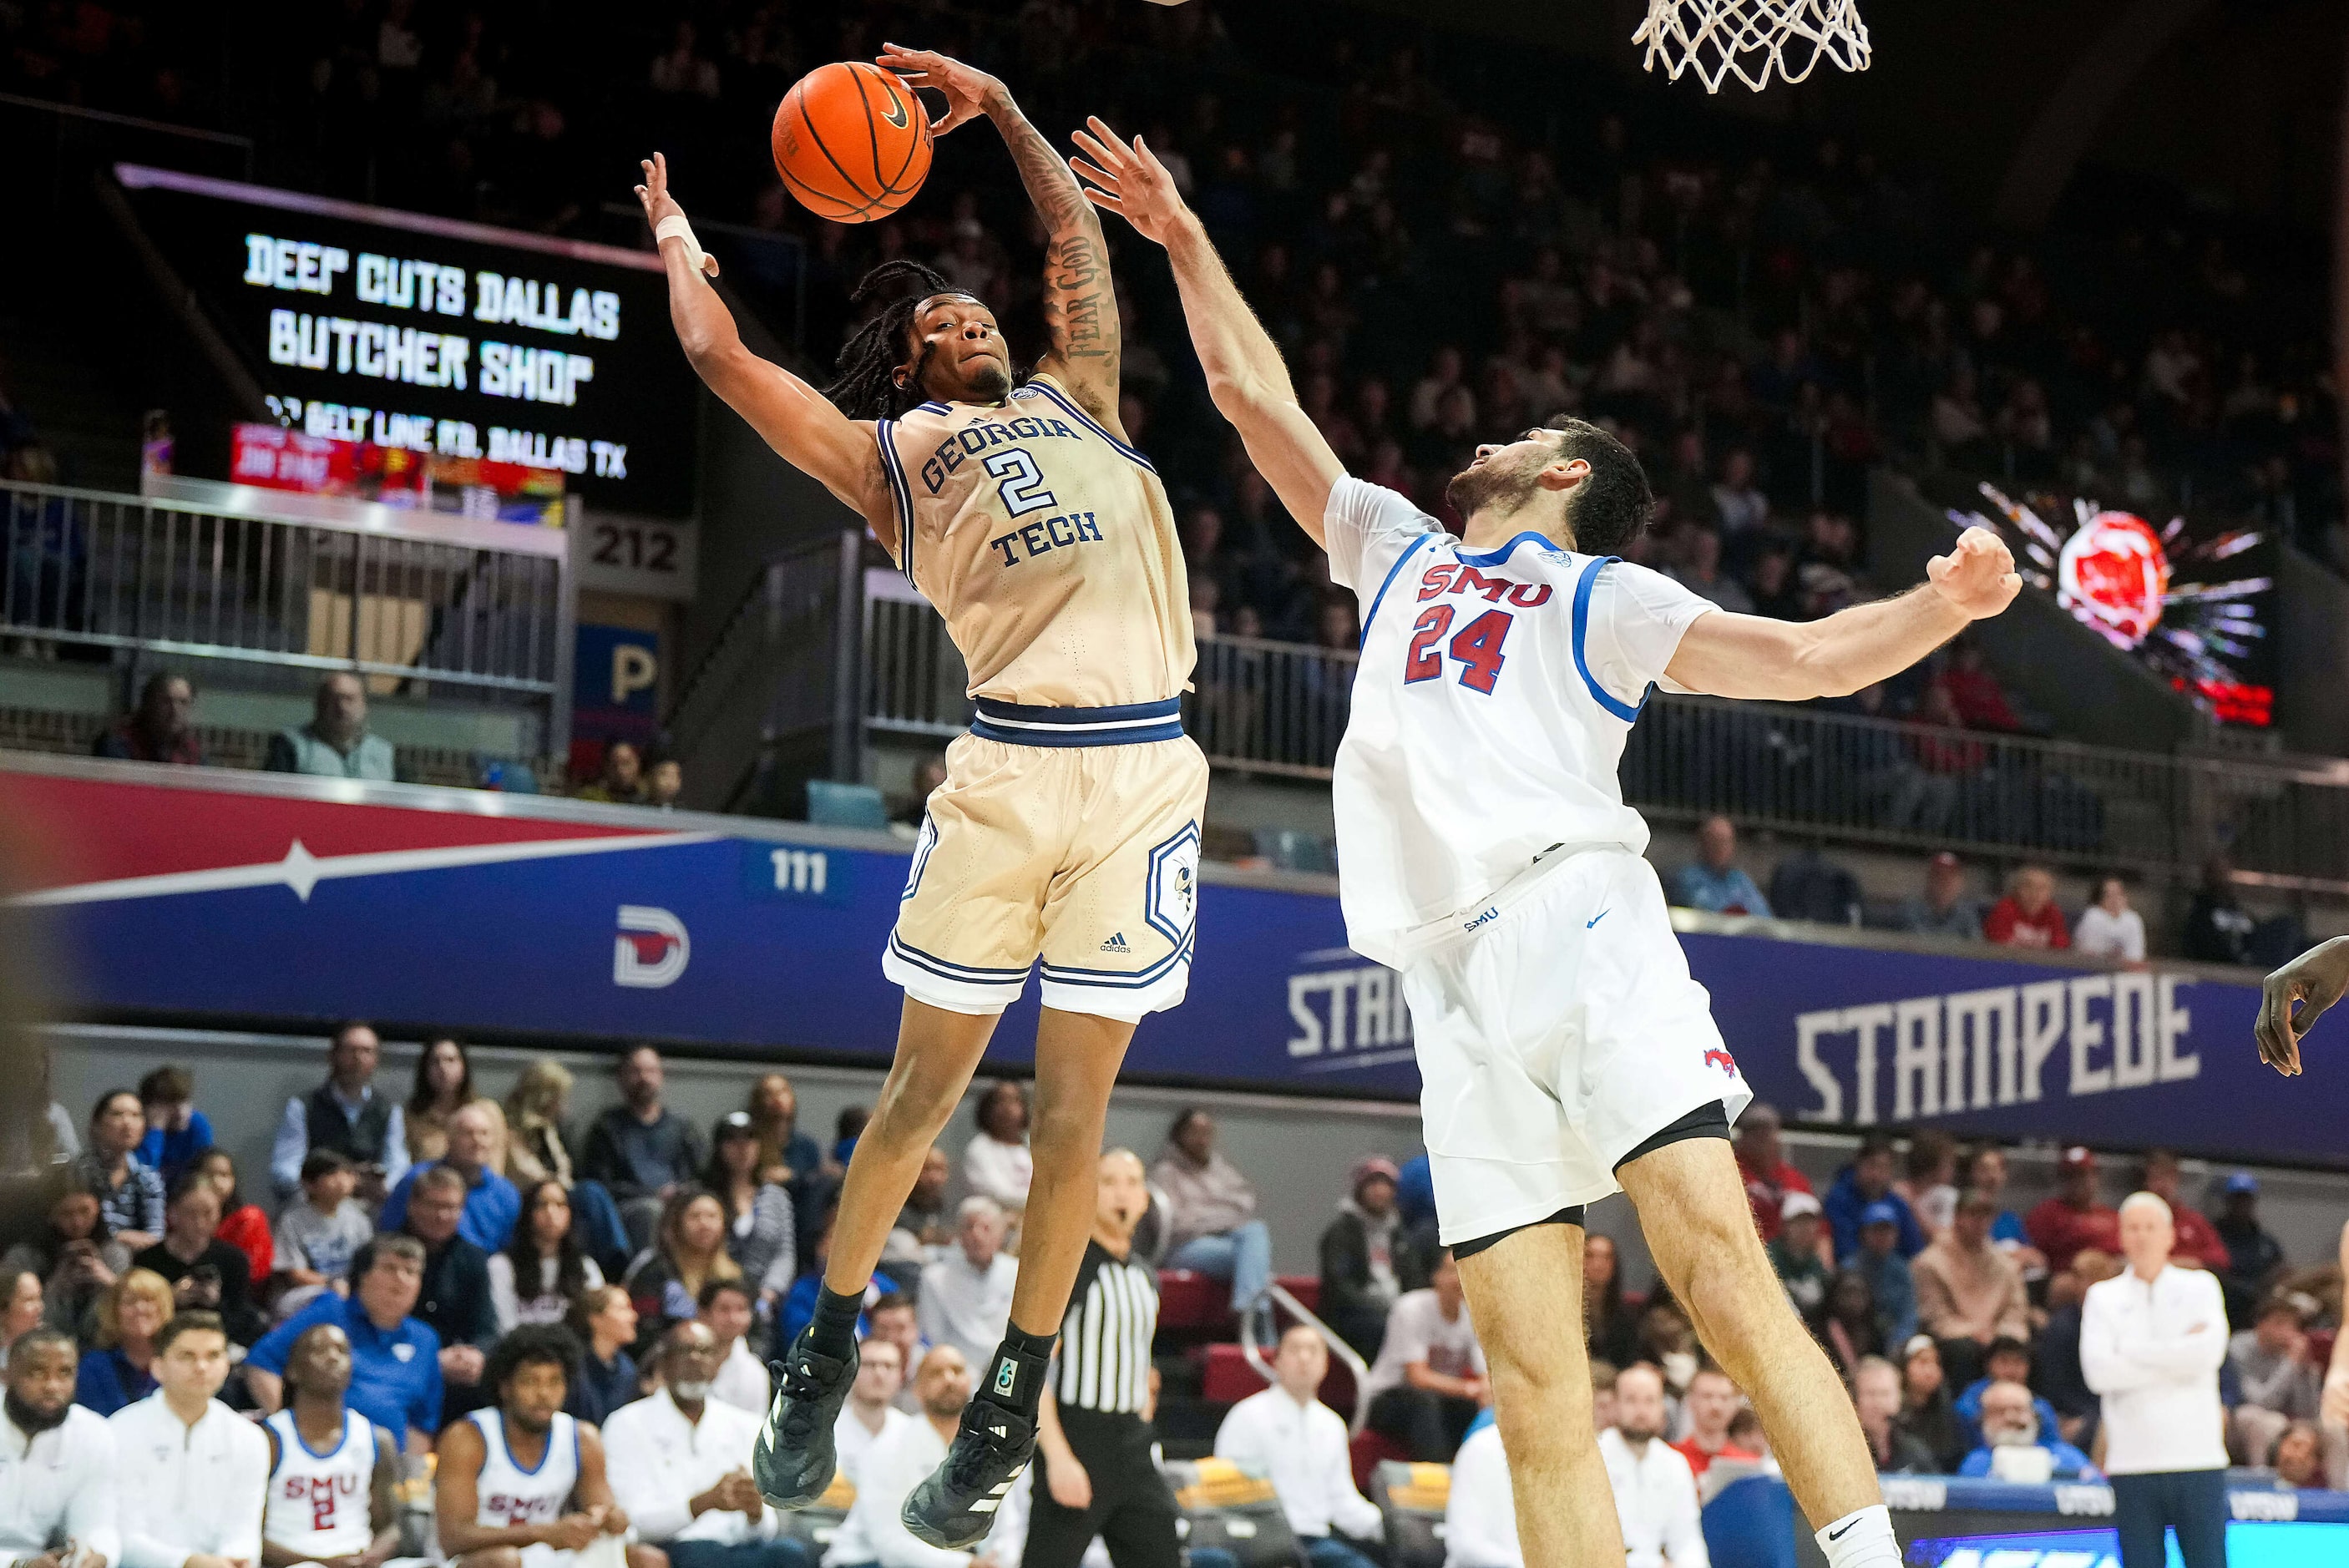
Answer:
[
  {"left": 1492, "top": 1376, "right": 1591, "bottom": 1454},
  {"left": 871, "top": 1057, "right": 969, "bottom": 1137}
]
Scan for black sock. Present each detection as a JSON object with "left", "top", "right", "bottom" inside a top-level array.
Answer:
[
  {"left": 978, "top": 1324, "right": 1056, "bottom": 1419},
  {"left": 806, "top": 1286, "right": 864, "bottom": 1360}
]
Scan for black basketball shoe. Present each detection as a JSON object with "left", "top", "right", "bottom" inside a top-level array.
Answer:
[
  {"left": 899, "top": 1396, "right": 1037, "bottom": 1549},
  {"left": 751, "top": 1329, "right": 858, "bottom": 1509}
]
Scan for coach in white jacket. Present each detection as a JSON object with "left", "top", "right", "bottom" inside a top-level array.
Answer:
[
  {"left": 2081, "top": 1193, "right": 2229, "bottom": 1568},
  {"left": 106, "top": 1313, "right": 269, "bottom": 1568},
  {"left": 1214, "top": 1328, "right": 1383, "bottom": 1568},
  {"left": 1598, "top": 1364, "right": 1709, "bottom": 1568}
]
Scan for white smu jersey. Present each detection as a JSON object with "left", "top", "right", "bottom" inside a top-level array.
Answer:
[
  {"left": 1325, "top": 478, "right": 1717, "bottom": 967},
  {"left": 468, "top": 1409, "right": 580, "bottom": 1530},
  {"left": 265, "top": 1408, "right": 380, "bottom": 1560}
]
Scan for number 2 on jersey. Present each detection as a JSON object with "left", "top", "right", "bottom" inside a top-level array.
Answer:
[
  {"left": 1404, "top": 605, "right": 1512, "bottom": 694},
  {"left": 983, "top": 448, "right": 1058, "bottom": 516}
]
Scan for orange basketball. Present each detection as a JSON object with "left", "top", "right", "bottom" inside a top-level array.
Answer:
[{"left": 772, "top": 62, "right": 933, "bottom": 224}]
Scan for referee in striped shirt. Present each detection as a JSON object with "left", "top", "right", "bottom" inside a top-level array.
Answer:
[{"left": 1029, "top": 1149, "right": 1182, "bottom": 1568}]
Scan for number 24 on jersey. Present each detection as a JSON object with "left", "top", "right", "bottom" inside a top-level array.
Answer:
[{"left": 1405, "top": 604, "right": 1515, "bottom": 694}]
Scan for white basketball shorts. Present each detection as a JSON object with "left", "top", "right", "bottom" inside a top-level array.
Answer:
[{"left": 1400, "top": 846, "right": 1754, "bottom": 1246}]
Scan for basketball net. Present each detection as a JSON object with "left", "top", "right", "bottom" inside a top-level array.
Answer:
[{"left": 1634, "top": 0, "right": 1870, "bottom": 94}]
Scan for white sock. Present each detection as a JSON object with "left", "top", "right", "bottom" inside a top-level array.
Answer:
[{"left": 1816, "top": 1503, "right": 1899, "bottom": 1568}]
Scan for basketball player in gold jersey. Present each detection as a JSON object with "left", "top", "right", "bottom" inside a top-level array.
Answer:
[{"left": 635, "top": 46, "right": 1203, "bottom": 1550}]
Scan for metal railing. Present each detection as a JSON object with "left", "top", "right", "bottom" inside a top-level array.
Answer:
[
  {"left": 0, "top": 479, "right": 571, "bottom": 756},
  {"left": 852, "top": 589, "right": 2349, "bottom": 891}
]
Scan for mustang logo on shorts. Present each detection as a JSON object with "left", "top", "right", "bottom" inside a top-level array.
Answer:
[{"left": 1704, "top": 1047, "right": 1738, "bottom": 1076}]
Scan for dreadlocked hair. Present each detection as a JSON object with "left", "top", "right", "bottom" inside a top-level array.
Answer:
[{"left": 825, "top": 260, "right": 990, "bottom": 419}]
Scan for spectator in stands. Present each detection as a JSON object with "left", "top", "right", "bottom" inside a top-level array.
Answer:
[
  {"left": 489, "top": 1179, "right": 604, "bottom": 1334},
  {"left": 1671, "top": 1366, "right": 1759, "bottom": 1479},
  {"left": 1600, "top": 1363, "right": 1709, "bottom": 1568},
  {"left": 918, "top": 1196, "right": 1016, "bottom": 1373},
  {"left": 1953, "top": 1338, "right": 2058, "bottom": 1449},
  {"left": 1769, "top": 1192, "right": 1831, "bottom": 1320},
  {"left": 1894, "top": 1130, "right": 1961, "bottom": 1240},
  {"left": 2083, "top": 1194, "right": 2230, "bottom": 1566},
  {"left": 1959, "top": 1379, "right": 2098, "bottom": 1480},
  {"left": 962, "top": 1080, "right": 1034, "bottom": 1210},
  {"left": 2227, "top": 1293, "right": 2321, "bottom": 1464},
  {"left": 1215, "top": 1324, "right": 1385, "bottom": 1568},
  {"left": 2028, "top": 1146, "right": 2122, "bottom": 1275},
  {"left": 1359, "top": 1247, "right": 1487, "bottom": 1461},
  {"left": 399, "top": 1164, "right": 495, "bottom": 1414},
  {"left": 2134, "top": 1151, "right": 2229, "bottom": 1272},
  {"left": 564, "top": 1284, "right": 640, "bottom": 1427},
  {"left": 265, "top": 673, "right": 395, "bottom": 781},
  {"left": 1668, "top": 526, "right": 1754, "bottom": 613},
  {"left": 1, "top": 1042, "right": 79, "bottom": 1176},
  {"left": 76, "top": 1091, "right": 162, "bottom": 1253},
  {"left": 1912, "top": 1190, "right": 2028, "bottom": 1387},
  {"left": 0, "top": 1328, "right": 119, "bottom": 1568},
  {"left": 1854, "top": 1356, "right": 1939, "bottom": 1474},
  {"left": 602, "top": 1321, "right": 802, "bottom": 1568},
  {"left": 1958, "top": 1145, "right": 2046, "bottom": 1277},
  {"left": 132, "top": 1067, "right": 210, "bottom": 1188},
  {"left": 108, "top": 1310, "right": 266, "bottom": 1568},
  {"left": 1821, "top": 1269, "right": 1886, "bottom": 1384},
  {"left": 271, "top": 1149, "right": 372, "bottom": 1311},
  {"left": 643, "top": 754, "right": 685, "bottom": 810},
  {"left": 1985, "top": 865, "right": 2070, "bottom": 950},
  {"left": 2038, "top": 1250, "right": 2122, "bottom": 1447},
  {"left": 883, "top": 1145, "right": 954, "bottom": 1273},
  {"left": 1590, "top": 1361, "right": 1620, "bottom": 1434},
  {"left": 2271, "top": 1422, "right": 2335, "bottom": 1490},
  {"left": 1637, "top": 1298, "right": 1702, "bottom": 1401},
  {"left": 381, "top": 1101, "right": 519, "bottom": 1254},
  {"left": 8, "top": 1176, "right": 126, "bottom": 1340},
  {"left": 1849, "top": 1203, "right": 1919, "bottom": 1349},
  {"left": 1, "top": 1269, "right": 46, "bottom": 1367},
  {"left": 577, "top": 741, "right": 646, "bottom": 805},
  {"left": 701, "top": 1113, "right": 794, "bottom": 1328},
  {"left": 2181, "top": 855, "right": 2256, "bottom": 966},
  {"left": 190, "top": 1151, "right": 270, "bottom": 1289},
  {"left": 270, "top": 1022, "right": 408, "bottom": 1204},
  {"left": 1319, "top": 1155, "right": 1407, "bottom": 1360},
  {"left": 403, "top": 1036, "right": 480, "bottom": 1168},
  {"left": 1582, "top": 1232, "right": 1641, "bottom": 1370},
  {"left": 862, "top": 1292, "right": 923, "bottom": 1415},
  {"left": 1895, "top": 852, "right": 1988, "bottom": 941},
  {"left": 1153, "top": 1109, "right": 1276, "bottom": 1339},
  {"left": 1767, "top": 843, "right": 1861, "bottom": 926},
  {"left": 1734, "top": 1103, "right": 1813, "bottom": 1244},
  {"left": 1936, "top": 642, "right": 2024, "bottom": 733},
  {"left": 74, "top": 1267, "right": 170, "bottom": 1415},
  {"left": 843, "top": 1343, "right": 1020, "bottom": 1565},
  {"left": 625, "top": 1186, "right": 742, "bottom": 1354},
  {"left": 504, "top": 1060, "right": 578, "bottom": 1187},
  {"left": 1896, "top": 1337, "right": 1969, "bottom": 1472},
  {"left": 584, "top": 1045, "right": 705, "bottom": 1250},
  {"left": 2212, "top": 1171, "right": 2286, "bottom": 1322},
  {"left": 132, "top": 1175, "right": 263, "bottom": 1347},
  {"left": 745, "top": 1074, "right": 825, "bottom": 1196},
  {"left": 697, "top": 1279, "right": 767, "bottom": 1415},
  {"left": 93, "top": 671, "right": 205, "bottom": 766},
  {"left": 1444, "top": 1412, "right": 1521, "bottom": 1568},
  {"left": 246, "top": 1236, "right": 442, "bottom": 1452},
  {"left": 894, "top": 755, "right": 949, "bottom": 829},
  {"left": 1824, "top": 1134, "right": 1926, "bottom": 1262},
  {"left": 2074, "top": 876, "right": 2149, "bottom": 963},
  {"left": 815, "top": 1337, "right": 905, "bottom": 1568},
  {"left": 1669, "top": 816, "right": 1772, "bottom": 917}
]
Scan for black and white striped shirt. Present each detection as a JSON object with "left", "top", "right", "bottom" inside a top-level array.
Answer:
[{"left": 1055, "top": 1239, "right": 1157, "bottom": 1415}]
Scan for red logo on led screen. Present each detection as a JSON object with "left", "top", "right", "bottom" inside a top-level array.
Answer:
[{"left": 2057, "top": 511, "right": 2169, "bottom": 647}]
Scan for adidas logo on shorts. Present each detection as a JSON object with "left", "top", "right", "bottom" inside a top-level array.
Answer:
[{"left": 1099, "top": 932, "right": 1131, "bottom": 953}]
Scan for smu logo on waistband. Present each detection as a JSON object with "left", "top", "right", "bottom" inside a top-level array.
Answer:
[
  {"left": 1791, "top": 973, "right": 2199, "bottom": 1125},
  {"left": 919, "top": 414, "right": 1083, "bottom": 493}
]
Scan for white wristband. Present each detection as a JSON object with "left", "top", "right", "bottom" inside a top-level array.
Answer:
[{"left": 654, "top": 215, "right": 716, "bottom": 278}]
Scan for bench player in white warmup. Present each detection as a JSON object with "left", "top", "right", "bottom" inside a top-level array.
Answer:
[
  {"left": 261, "top": 1323, "right": 402, "bottom": 1568},
  {"left": 1071, "top": 121, "right": 2021, "bottom": 1568}
]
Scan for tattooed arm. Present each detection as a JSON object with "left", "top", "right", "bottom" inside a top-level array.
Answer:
[{"left": 878, "top": 46, "right": 1124, "bottom": 433}]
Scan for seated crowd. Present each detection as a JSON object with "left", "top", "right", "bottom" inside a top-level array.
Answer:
[{"left": 3, "top": 1020, "right": 2344, "bottom": 1568}]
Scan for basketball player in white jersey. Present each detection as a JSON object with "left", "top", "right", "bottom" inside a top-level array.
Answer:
[
  {"left": 434, "top": 1327, "right": 659, "bottom": 1568},
  {"left": 261, "top": 1323, "right": 402, "bottom": 1568},
  {"left": 1071, "top": 123, "right": 2021, "bottom": 1568},
  {"left": 637, "top": 47, "right": 1204, "bottom": 1550}
]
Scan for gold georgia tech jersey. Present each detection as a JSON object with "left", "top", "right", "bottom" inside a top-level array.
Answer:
[{"left": 874, "top": 372, "right": 1195, "bottom": 709}]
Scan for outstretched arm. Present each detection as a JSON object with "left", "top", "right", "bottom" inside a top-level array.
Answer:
[
  {"left": 1072, "top": 119, "right": 1342, "bottom": 549},
  {"left": 879, "top": 47, "right": 1121, "bottom": 431},
  {"left": 634, "top": 154, "right": 896, "bottom": 544},
  {"left": 1663, "top": 529, "right": 2021, "bottom": 701}
]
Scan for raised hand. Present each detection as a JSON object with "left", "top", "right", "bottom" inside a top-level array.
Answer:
[
  {"left": 2255, "top": 936, "right": 2349, "bottom": 1077},
  {"left": 875, "top": 43, "right": 1001, "bottom": 135},
  {"left": 635, "top": 154, "right": 717, "bottom": 277},
  {"left": 1925, "top": 526, "right": 2022, "bottom": 620},
  {"left": 1070, "top": 117, "right": 1189, "bottom": 245}
]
